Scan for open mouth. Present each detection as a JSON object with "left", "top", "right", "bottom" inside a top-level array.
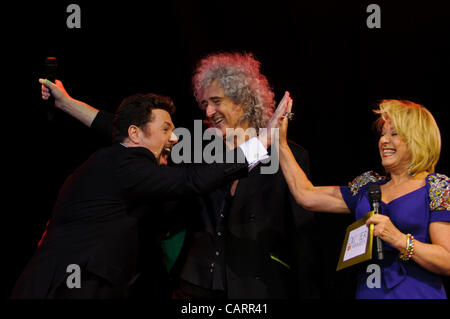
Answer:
[
  {"left": 211, "top": 117, "right": 224, "bottom": 125},
  {"left": 160, "top": 147, "right": 172, "bottom": 165},
  {"left": 382, "top": 148, "right": 396, "bottom": 157}
]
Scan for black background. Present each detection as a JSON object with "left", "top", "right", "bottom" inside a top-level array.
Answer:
[{"left": 6, "top": 0, "right": 450, "bottom": 300}]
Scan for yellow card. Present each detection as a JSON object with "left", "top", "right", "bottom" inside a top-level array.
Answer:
[{"left": 336, "top": 210, "right": 374, "bottom": 271}]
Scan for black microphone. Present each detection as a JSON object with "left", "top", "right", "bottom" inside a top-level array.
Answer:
[
  {"left": 368, "top": 184, "right": 384, "bottom": 260},
  {"left": 43, "top": 57, "right": 57, "bottom": 121}
]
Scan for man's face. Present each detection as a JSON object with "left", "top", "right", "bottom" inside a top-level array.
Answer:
[
  {"left": 200, "top": 80, "right": 248, "bottom": 137},
  {"left": 139, "top": 109, "right": 178, "bottom": 165}
]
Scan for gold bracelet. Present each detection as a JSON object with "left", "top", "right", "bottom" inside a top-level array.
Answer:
[{"left": 399, "top": 233, "right": 415, "bottom": 261}]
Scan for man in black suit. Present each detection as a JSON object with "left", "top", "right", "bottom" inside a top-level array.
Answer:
[
  {"left": 38, "top": 52, "right": 319, "bottom": 299},
  {"left": 12, "top": 87, "right": 281, "bottom": 298},
  {"left": 171, "top": 52, "right": 319, "bottom": 299}
]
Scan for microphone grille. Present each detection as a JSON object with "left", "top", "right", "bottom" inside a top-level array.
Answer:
[
  {"left": 367, "top": 184, "right": 381, "bottom": 202},
  {"left": 44, "top": 57, "right": 57, "bottom": 68}
]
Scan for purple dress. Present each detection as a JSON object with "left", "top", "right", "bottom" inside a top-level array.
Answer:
[{"left": 340, "top": 172, "right": 450, "bottom": 299}]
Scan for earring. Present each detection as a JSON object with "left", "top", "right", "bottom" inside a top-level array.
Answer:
[{"left": 408, "top": 164, "right": 415, "bottom": 177}]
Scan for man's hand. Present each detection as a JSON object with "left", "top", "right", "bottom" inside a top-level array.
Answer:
[
  {"left": 258, "top": 91, "right": 292, "bottom": 149},
  {"left": 39, "top": 78, "right": 99, "bottom": 127},
  {"left": 39, "top": 78, "right": 72, "bottom": 109}
]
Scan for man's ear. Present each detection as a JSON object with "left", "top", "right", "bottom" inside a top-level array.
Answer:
[{"left": 127, "top": 125, "right": 141, "bottom": 144}]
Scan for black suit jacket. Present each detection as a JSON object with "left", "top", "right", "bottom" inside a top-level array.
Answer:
[
  {"left": 12, "top": 143, "right": 248, "bottom": 298},
  {"left": 175, "top": 142, "right": 319, "bottom": 298},
  {"left": 62, "top": 110, "right": 319, "bottom": 299}
]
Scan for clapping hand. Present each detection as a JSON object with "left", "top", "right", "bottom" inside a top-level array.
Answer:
[{"left": 258, "top": 91, "right": 293, "bottom": 149}]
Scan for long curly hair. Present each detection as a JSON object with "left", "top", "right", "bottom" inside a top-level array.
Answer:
[{"left": 193, "top": 52, "right": 275, "bottom": 130}]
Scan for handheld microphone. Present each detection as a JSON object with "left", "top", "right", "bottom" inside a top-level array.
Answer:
[
  {"left": 368, "top": 184, "right": 384, "bottom": 260},
  {"left": 43, "top": 57, "right": 57, "bottom": 121}
]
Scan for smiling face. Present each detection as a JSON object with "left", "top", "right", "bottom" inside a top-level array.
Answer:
[
  {"left": 200, "top": 80, "right": 248, "bottom": 137},
  {"left": 378, "top": 119, "right": 412, "bottom": 174},
  {"left": 137, "top": 109, "right": 178, "bottom": 165}
]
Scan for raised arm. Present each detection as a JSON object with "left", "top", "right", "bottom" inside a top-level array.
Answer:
[
  {"left": 40, "top": 79, "right": 99, "bottom": 127},
  {"left": 278, "top": 97, "right": 350, "bottom": 214}
]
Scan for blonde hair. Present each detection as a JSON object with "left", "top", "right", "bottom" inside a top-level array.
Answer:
[{"left": 374, "top": 100, "right": 441, "bottom": 176}]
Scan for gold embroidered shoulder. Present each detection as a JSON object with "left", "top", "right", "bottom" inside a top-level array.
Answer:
[
  {"left": 428, "top": 173, "right": 450, "bottom": 211},
  {"left": 348, "top": 171, "right": 385, "bottom": 196}
]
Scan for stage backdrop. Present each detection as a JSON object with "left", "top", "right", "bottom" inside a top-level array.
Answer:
[{"left": 6, "top": 0, "right": 449, "bottom": 299}]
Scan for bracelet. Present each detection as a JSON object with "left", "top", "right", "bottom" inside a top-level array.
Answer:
[{"left": 399, "top": 233, "right": 415, "bottom": 261}]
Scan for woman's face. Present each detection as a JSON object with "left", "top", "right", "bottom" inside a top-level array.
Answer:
[{"left": 378, "top": 119, "right": 412, "bottom": 174}]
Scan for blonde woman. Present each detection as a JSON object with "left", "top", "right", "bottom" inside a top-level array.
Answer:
[{"left": 279, "top": 98, "right": 450, "bottom": 298}]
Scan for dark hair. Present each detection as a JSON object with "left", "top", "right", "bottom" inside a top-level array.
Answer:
[{"left": 112, "top": 93, "right": 176, "bottom": 143}]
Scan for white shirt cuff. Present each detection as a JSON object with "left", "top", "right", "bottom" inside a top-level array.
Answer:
[{"left": 238, "top": 137, "right": 269, "bottom": 170}]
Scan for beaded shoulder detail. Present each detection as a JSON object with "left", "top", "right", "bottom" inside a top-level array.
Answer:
[
  {"left": 428, "top": 173, "right": 450, "bottom": 211},
  {"left": 348, "top": 171, "right": 385, "bottom": 196}
]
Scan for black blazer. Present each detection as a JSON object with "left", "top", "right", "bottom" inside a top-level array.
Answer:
[
  {"left": 176, "top": 142, "right": 319, "bottom": 298},
  {"left": 58, "top": 111, "right": 319, "bottom": 299},
  {"left": 12, "top": 143, "right": 248, "bottom": 298}
]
